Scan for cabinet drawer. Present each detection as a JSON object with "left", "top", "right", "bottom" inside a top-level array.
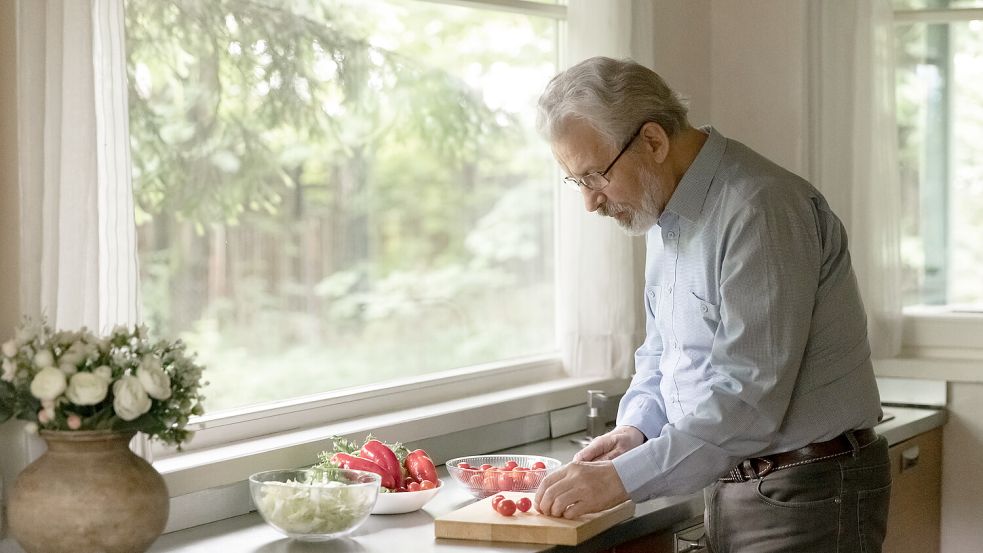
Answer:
[{"left": 883, "top": 427, "right": 942, "bottom": 553}]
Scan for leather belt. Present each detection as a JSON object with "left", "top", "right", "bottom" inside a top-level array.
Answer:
[{"left": 719, "top": 428, "right": 879, "bottom": 483}]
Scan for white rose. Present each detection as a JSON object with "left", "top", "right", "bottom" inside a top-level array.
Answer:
[
  {"left": 33, "top": 349, "right": 55, "bottom": 368},
  {"left": 112, "top": 375, "right": 152, "bottom": 421},
  {"left": 137, "top": 363, "right": 172, "bottom": 400},
  {"left": 29, "top": 367, "right": 67, "bottom": 401},
  {"left": 66, "top": 372, "right": 109, "bottom": 405},
  {"left": 58, "top": 350, "right": 85, "bottom": 367},
  {"left": 93, "top": 365, "right": 113, "bottom": 381},
  {"left": 2, "top": 340, "right": 17, "bottom": 358}
]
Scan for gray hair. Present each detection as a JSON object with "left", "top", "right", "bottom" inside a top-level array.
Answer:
[{"left": 537, "top": 57, "right": 689, "bottom": 147}]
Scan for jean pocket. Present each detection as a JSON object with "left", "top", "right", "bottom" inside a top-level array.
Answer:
[
  {"left": 858, "top": 481, "right": 891, "bottom": 553},
  {"left": 755, "top": 470, "right": 840, "bottom": 508}
]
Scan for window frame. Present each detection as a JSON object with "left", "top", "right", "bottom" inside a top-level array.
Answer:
[
  {"left": 128, "top": 0, "right": 576, "bottom": 473},
  {"left": 893, "top": 3, "right": 983, "bottom": 357}
]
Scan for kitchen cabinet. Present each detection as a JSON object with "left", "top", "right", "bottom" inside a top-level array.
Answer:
[
  {"left": 609, "top": 516, "right": 706, "bottom": 553},
  {"left": 883, "top": 427, "right": 942, "bottom": 553}
]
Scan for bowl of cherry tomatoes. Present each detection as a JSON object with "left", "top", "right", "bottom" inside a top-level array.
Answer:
[{"left": 445, "top": 454, "right": 562, "bottom": 499}]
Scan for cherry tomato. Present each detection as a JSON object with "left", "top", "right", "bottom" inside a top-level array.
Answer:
[
  {"left": 480, "top": 464, "right": 493, "bottom": 470},
  {"left": 420, "top": 479, "right": 436, "bottom": 490},
  {"left": 458, "top": 462, "right": 471, "bottom": 470},
  {"left": 482, "top": 476, "right": 499, "bottom": 494},
  {"left": 516, "top": 497, "right": 532, "bottom": 512},
  {"left": 491, "top": 494, "right": 505, "bottom": 510},
  {"left": 496, "top": 472, "right": 514, "bottom": 491},
  {"left": 523, "top": 471, "right": 542, "bottom": 488},
  {"left": 468, "top": 473, "right": 484, "bottom": 489},
  {"left": 496, "top": 499, "right": 517, "bottom": 516},
  {"left": 532, "top": 461, "right": 547, "bottom": 470},
  {"left": 406, "top": 481, "right": 421, "bottom": 492},
  {"left": 504, "top": 461, "right": 518, "bottom": 470}
]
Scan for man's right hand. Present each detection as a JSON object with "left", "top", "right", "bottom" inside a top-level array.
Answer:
[{"left": 573, "top": 425, "right": 645, "bottom": 462}]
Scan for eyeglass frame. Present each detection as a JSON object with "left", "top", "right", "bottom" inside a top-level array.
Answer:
[{"left": 563, "top": 123, "right": 646, "bottom": 192}]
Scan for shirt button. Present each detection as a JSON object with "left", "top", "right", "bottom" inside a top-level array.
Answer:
[
  {"left": 667, "top": 286, "right": 673, "bottom": 294},
  {"left": 647, "top": 289, "right": 656, "bottom": 298},
  {"left": 701, "top": 304, "right": 708, "bottom": 313},
  {"left": 673, "top": 341, "right": 679, "bottom": 349},
  {"left": 667, "top": 231, "right": 676, "bottom": 239}
]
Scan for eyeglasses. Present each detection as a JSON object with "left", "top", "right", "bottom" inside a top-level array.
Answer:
[{"left": 563, "top": 124, "right": 645, "bottom": 192}]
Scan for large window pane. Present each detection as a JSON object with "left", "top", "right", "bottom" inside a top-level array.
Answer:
[
  {"left": 125, "top": 0, "right": 559, "bottom": 413},
  {"left": 896, "top": 19, "right": 983, "bottom": 308}
]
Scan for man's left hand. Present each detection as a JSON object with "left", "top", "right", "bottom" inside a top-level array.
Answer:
[{"left": 533, "top": 460, "right": 630, "bottom": 519}]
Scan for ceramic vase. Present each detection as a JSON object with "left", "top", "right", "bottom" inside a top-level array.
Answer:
[{"left": 8, "top": 430, "right": 169, "bottom": 553}]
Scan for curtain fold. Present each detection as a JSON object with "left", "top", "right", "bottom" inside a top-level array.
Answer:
[
  {"left": 17, "top": 0, "right": 140, "bottom": 333},
  {"left": 805, "top": 0, "right": 903, "bottom": 358},
  {"left": 558, "top": 1, "right": 653, "bottom": 378}
]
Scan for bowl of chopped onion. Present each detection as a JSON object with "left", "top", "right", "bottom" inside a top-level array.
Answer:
[{"left": 249, "top": 468, "right": 380, "bottom": 541}]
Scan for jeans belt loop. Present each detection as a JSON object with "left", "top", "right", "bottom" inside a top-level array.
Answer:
[
  {"left": 845, "top": 429, "right": 861, "bottom": 458},
  {"left": 753, "top": 457, "right": 775, "bottom": 478}
]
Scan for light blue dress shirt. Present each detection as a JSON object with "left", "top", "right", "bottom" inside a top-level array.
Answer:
[{"left": 611, "top": 127, "right": 882, "bottom": 502}]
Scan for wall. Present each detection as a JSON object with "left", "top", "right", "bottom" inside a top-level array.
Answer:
[
  {"left": 0, "top": 0, "right": 22, "bottom": 533},
  {"left": 709, "top": 0, "right": 808, "bottom": 175},
  {"left": 652, "top": 0, "right": 711, "bottom": 127}
]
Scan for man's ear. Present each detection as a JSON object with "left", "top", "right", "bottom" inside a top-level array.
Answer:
[{"left": 640, "top": 122, "right": 669, "bottom": 163}]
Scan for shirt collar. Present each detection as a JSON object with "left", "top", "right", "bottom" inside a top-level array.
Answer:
[{"left": 662, "top": 126, "right": 726, "bottom": 223}]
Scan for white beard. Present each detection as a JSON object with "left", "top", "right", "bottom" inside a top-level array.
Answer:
[{"left": 598, "top": 165, "right": 663, "bottom": 236}]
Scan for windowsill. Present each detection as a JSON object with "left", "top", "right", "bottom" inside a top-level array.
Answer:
[
  {"left": 901, "top": 309, "right": 983, "bottom": 360},
  {"left": 157, "top": 375, "right": 630, "bottom": 498}
]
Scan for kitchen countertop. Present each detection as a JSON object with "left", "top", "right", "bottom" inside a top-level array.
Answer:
[
  {"left": 140, "top": 405, "right": 944, "bottom": 553},
  {"left": 0, "top": 405, "right": 946, "bottom": 553}
]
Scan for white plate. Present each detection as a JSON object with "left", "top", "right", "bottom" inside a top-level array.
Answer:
[{"left": 371, "top": 480, "right": 442, "bottom": 515}]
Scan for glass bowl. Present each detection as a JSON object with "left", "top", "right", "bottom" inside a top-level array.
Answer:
[
  {"left": 249, "top": 468, "right": 380, "bottom": 541},
  {"left": 445, "top": 454, "right": 562, "bottom": 498},
  {"left": 371, "top": 479, "right": 443, "bottom": 514}
]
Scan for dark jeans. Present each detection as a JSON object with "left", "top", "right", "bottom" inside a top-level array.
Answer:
[{"left": 704, "top": 435, "right": 891, "bottom": 553}]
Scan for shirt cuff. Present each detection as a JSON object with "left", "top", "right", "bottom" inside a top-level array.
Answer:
[{"left": 611, "top": 441, "right": 666, "bottom": 503}]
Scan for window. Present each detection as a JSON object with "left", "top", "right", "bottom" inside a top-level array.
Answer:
[
  {"left": 124, "top": 0, "right": 562, "bottom": 417},
  {"left": 894, "top": 0, "right": 983, "bottom": 310}
]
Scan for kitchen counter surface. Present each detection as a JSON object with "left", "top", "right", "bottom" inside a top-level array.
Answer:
[{"left": 0, "top": 406, "right": 946, "bottom": 553}]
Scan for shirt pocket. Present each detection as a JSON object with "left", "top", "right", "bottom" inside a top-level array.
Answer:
[{"left": 690, "top": 292, "right": 721, "bottom": 336}]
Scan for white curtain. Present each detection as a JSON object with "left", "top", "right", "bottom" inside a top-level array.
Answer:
[
  {"left": 558, "top": 1, "right": 654, "bottom": 378},
  {"left": 17, "top": 0, "right": 141, "bottom": 333},
  {"left": 805, "top": 0, "right": 903, "bottom": 358}
]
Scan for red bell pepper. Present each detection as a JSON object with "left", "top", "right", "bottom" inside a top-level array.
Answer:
[
  {"left": 404, "top": 449, "right": 437, "bottom": 484},
  {"left": 331, "top": 452, "right": 396, "bottom": 489},
  {"left": 359, "top": 440, "right": 403, "bottom": 485}
]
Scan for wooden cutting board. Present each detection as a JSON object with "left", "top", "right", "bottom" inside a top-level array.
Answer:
[{"left": 434, "top": 492, "right": 635, "bottom": 546}]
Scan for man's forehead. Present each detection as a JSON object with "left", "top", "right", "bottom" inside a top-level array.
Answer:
[{"left": 552, "top": 119, "right": 609, "bottom": 176}]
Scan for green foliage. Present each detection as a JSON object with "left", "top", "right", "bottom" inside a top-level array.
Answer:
[{"left": 125, "top": 0, "right": 558, "bottom": 412}]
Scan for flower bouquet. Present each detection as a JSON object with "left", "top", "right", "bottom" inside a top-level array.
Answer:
[{"left": 0, "top": 319, "right": 206, "bottom": 447}]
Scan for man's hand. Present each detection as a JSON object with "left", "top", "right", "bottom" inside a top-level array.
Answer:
[
  {"left": 533, "top": 460, "right": 630, "bottom": 519},
  {"left": 573, "top": 425, "right": 645, "bottom": 462}
]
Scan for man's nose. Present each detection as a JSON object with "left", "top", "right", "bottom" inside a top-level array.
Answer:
[{"left": 581, "top": 187, "right": 605, "bottom": 212}]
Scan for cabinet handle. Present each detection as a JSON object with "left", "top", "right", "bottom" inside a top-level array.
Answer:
[
  {"left": 901, "top": 445, "right": 920, "bottom": 472},
  {"left": 676, "top": 534, "right": 707, "bottom": 552}
]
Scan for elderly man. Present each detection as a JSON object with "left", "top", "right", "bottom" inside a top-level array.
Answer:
[{"left": 533, "top": 57, "right": 890, "bottom": 553}]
